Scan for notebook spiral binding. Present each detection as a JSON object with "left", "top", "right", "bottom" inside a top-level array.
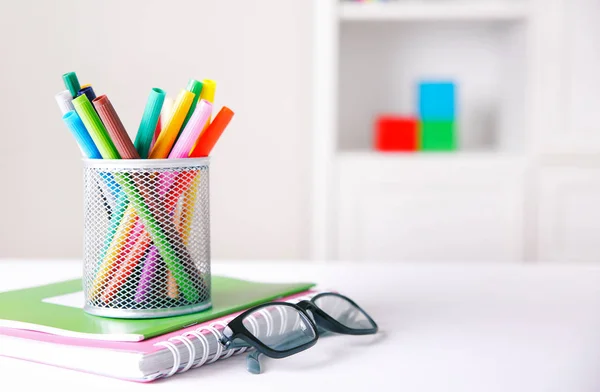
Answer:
[{"left": 154, "top": 292, "right": 317, "bottom": 378}]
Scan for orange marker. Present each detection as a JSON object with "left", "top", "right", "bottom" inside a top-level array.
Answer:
[
  {"left": 189, "top": 107, "right": 234, "bottom": 157},
  {"left": 166, "top": 271, "right": 179, "bottom": 299}
]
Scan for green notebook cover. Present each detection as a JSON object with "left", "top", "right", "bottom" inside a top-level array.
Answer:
[{"left": 0, "top": 276, "right": 314, "bottom": 342}]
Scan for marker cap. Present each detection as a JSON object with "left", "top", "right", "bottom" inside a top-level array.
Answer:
[
  {"left": 62, "top": 71, "right": 81, "bottom": 97},
  {"left": 55, "top": 90, "right": 74, "bottom": 115},
  {"left": 77, "top": 86, "right": 97, "bottom": 102}
]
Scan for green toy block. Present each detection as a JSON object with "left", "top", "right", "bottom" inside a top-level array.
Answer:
[{"left": 419, "top": 121, "right": 456, "bottom": 151}]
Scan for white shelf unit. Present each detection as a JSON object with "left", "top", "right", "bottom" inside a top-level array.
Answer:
[
  {"left": 339, "top": 1, "right": 530, "bottom": 22},
  {"left": 338, "top": 20, "right": 527, "bottom": 153},
  {"left": 312, "top": 0, "right": 600, "bottom": 262}
]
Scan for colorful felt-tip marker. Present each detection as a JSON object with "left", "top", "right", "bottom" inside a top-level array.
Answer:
[
  {"left": 77, "top": 86, "right": 97, "bottom": 103},
  {"left": 93, "top": 95, "right": 139, "bottom": 159},
  {"left": 149, "top": 90, "right": 195, "bottom": 159},
  {"left": 62, "top": 111, "right": 102, "bottom": 159},
  {"left": 179, "top": 79, "right": 203, "bottom": 134},
  {"left": 72, "top": 94, "right": 120, "bottom": 159},
  {"left": 199, "top": 80, "right": 216, "bottom": 133},
  {"left": 169, "top": 99, "right": 212, "bottom": 158},
  {"left": 55, "top": 90, "right": 75, "bottom": 115},
  {"left": 134, "top": 87, "right": 165, "bottom": 159},
  {"left": 189, "top": 106, "right": 234, "bottom": 157},
  {"left": 63, "top": 71, "right": 81, "bottom": 98}
]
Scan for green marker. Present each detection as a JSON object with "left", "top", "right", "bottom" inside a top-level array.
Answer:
[
  {"left": 112, "top": 173, "right": 200, "bottom": 303},
  {"left": 134, "top": 87, "right": 166, "bottom": 159},
  {"left": 179, "top": 79, "right": 203, "bottom": 137},
  {"left": 73, "top": 94, "right": 120, "bottom": 159},
  {"left": 62, "top": 71, "right": 81, "bottom": 98}
]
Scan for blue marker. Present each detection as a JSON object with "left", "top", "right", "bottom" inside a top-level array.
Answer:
[
  {"left": 77, "top": 86, "right": 97, "bottom": 103},
  {"left": 62, "top": 110, "right": 102, "bottom": 159}
]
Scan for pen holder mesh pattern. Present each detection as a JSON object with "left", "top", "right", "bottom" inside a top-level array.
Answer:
[{"left": 82, "top": 158, "right": 211, "bottom": 319}]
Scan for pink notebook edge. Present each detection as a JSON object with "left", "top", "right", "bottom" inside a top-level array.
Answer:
[{"left": 0, "top": 289, "right": 318, "bottom": 355}]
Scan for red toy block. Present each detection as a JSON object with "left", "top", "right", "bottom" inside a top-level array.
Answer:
[{"left": 374, "top": 116, "right": 418, "bottom": 151}]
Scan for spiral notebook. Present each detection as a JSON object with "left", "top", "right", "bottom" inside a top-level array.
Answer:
[{"left": 0, "top": 290, "right": 317, "bottom": 382}]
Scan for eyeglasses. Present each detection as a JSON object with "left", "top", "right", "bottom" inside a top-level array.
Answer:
[{"left": 219, "top": 292, "right": 378, "bottom": 374}]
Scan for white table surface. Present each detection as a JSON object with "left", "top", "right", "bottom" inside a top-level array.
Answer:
[{"left": 1, "top": 260, "right": 600, "bottom": 392}]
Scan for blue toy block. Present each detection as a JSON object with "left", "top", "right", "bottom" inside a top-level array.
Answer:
[{"left": 418, "top": 81, "right": 456, "bottom": 121}]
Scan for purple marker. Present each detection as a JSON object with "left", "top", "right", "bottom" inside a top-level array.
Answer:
[{"left": 135, "top": 247, "right": 160, "bottom": 303}]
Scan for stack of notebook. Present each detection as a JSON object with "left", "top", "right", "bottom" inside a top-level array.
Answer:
[{"left": 0, "top": 276, "right": 316, "bottom": 382}]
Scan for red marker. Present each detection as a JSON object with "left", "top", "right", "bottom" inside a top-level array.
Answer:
[
  {"left": 93, "top": 95, "right": 139, "bottom": 159},
  {"left": 189, "top": 106, "right": 234, "bottom": 157}
]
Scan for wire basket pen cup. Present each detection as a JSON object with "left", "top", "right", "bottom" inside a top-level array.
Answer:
[{"left": 82, "top": 158, "right": 212, "bottom": 319}]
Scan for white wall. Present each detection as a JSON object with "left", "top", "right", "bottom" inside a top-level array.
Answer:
[{"left": 0, "top": 0, "right": 312, "bottom": 260}]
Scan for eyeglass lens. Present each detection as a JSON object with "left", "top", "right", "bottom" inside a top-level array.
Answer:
[
  {"left": 313, "top": 294, "right": 376, "bottom": 331},
  {"left": 242, "top": 304, "right": 316, "bottom": 352}
]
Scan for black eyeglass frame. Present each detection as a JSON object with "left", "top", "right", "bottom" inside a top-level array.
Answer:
[
  {"left": 220, "top": 302, "right": 318, "bottom": 359},
  {"left": 297, "top": 292, "right": 378, "bottom": 336},
  {"left": 220, "top": 292, "right": 378, "bottom": 360}
]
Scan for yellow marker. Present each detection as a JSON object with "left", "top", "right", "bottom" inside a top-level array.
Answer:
[
  {"left": 199, "top": 80, "right": 217, "bottom": 135},
  {"left": 91, "top": 206, "right": 138, "bottom": 297},
  {"left": 200, "top": 79, "right": 216, "bottom": 104},
  {"left": 81, "top": 83, "right": 92, "bottom": 89},
  {"left": 181, "top": 174, "right": 201, "bottom": 244},
  {"left": 149, "top": 90, "right": 195, "bottom": 158}
]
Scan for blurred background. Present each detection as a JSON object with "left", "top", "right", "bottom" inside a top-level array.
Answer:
[{"left": 0, "top": 0, "right": 598, "bottom": 263}]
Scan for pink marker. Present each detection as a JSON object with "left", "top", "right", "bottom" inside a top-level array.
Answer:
[{"left": 169, "top": 99, "right": 212, "bottom": 159}]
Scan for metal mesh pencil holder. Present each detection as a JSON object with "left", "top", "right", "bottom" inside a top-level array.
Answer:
[{"left": 82, "top": 158, "right": 211, "bottom": 319}]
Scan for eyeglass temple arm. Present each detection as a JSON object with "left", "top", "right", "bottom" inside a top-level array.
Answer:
[{"left": 220, "top": 335, "right": 253, "bottom": 350}]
